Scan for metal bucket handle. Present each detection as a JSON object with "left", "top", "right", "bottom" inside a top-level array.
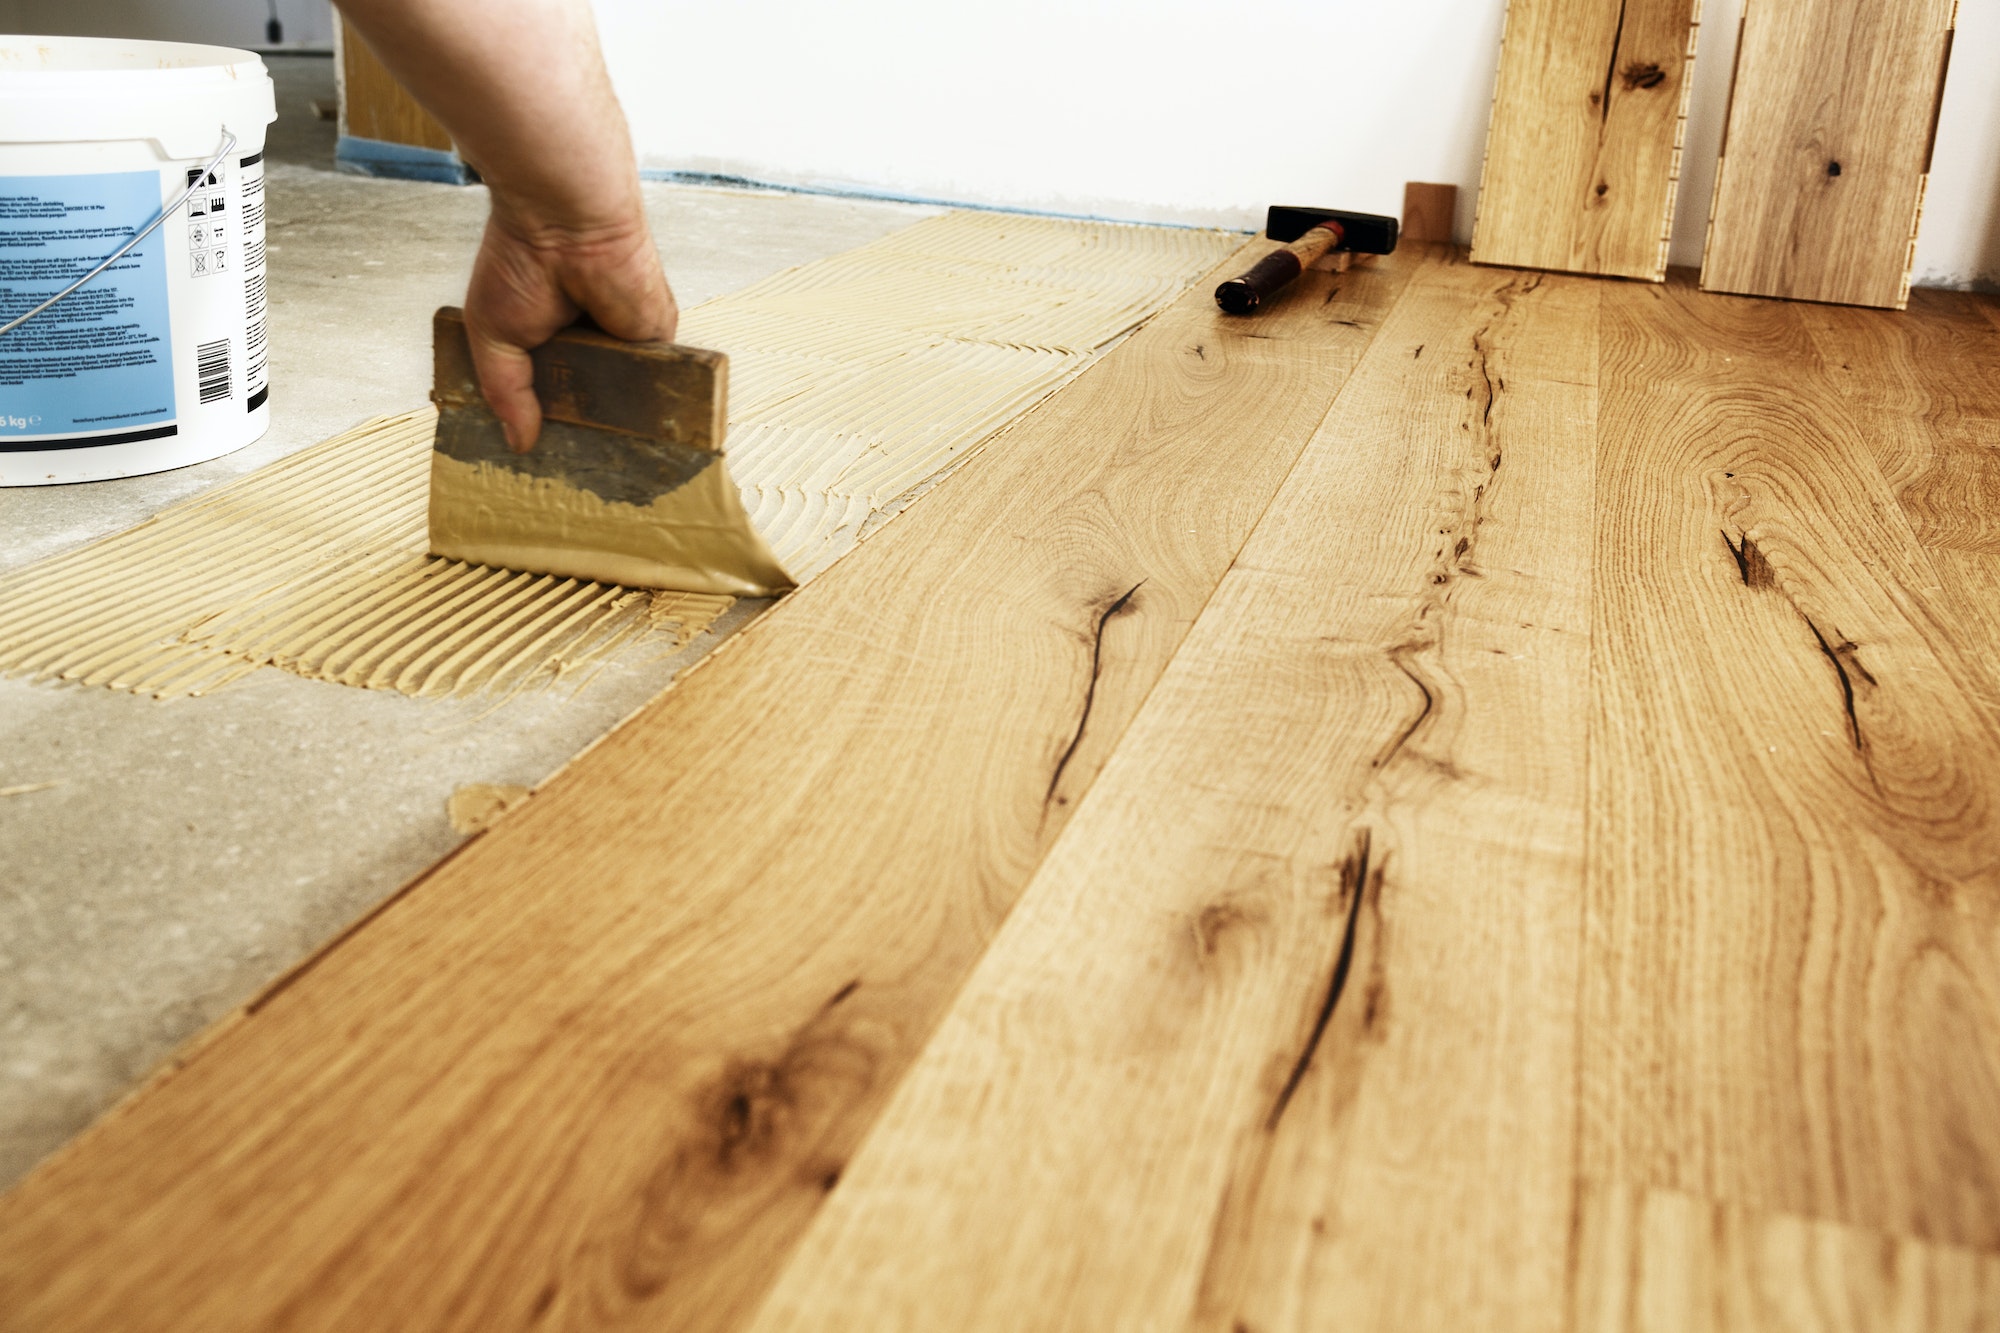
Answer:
[{"left": 0, "top": 125, "right": 238, "bottom": 339}]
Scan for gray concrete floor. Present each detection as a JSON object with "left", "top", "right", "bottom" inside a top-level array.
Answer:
[{"left": 0, "top": 56, "right": 939, "bottom": 1187}]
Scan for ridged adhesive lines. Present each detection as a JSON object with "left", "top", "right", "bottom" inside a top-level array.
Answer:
[{"left": 0, "top": 212, "right": 1237, "bottom": 699}]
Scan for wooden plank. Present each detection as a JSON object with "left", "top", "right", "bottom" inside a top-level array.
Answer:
[
  {"left": 1583, "top": 274, "right": 2000, "bottom": 1249},
  {"left": 1923, "top": 551, "right": 2000, "bottom": 727},
  {"left": 1699, "top": 0, "right": 1956, "bottom": 309},
  {"left": 0, "top": 245, "right": 1414, "bottom": 1332},
  {"left": 1800, "top": 290, "right": 2000, "bottom": 555},
  {"left": 747, "top": 252, "right": 1601, "bottom": 1332},
  {"left": 1470, "top": 0, "right": 1700, "bottom": 281},
  {"left": 1795, "top": 286, "right": 2000, "bottom": 790},
  {"left": 1571, "top": 1183, "right": 2000, "bottom": 1332},
  {"left": 337, "top": 16, "right": 454, "bottom": 152}
]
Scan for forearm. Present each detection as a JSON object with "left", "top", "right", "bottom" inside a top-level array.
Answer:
[
  {"left": 335, "top": 0, "right": 672, "bottom": 449},
  {"left": 337, "top": 0, "right": 640, "bottom": 239}
]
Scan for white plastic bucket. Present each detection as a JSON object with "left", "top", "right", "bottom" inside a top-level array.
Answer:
[{"left": 0, "top": 35, "right": 277, "bottom": 485}]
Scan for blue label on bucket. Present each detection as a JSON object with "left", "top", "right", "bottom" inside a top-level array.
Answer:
[{"left": 0, "top": 171, "right": 175, "bottom": 438}]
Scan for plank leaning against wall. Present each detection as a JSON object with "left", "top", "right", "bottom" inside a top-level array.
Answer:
[
  {"left": 1471, "top": 0, "right": 1703, "bottom": 281},
  {"left": 1700, "top": 0, "right": 1957, "bottom": 309},
  {"left": 334, "top": 14, "right": 475, "bottom": 183}
]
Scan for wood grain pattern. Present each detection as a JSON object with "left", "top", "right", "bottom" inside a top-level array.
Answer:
[
  {"left": 1922, "top": 550, "right": 2000, "bottom": 732},
  {"left": 10, "top": 236, "right": 2000, "bottom": 1328},
  {"left": 1571, "top": 1183, "right": 2000, "bottom": 1332},
  {"left": 1880, "top": 413, "right": 2000, "bottom": 548},
  {"left": 1795, "top": 285, "right": 2000, "bottom": 783},
  {"left": 338, "top": 16, "right": 454, "bottom": 152},
  {"left": 747, "top": 252, "right": 1601, "bottom": 1332},
  {"left": 1699, "top": 0, "right": 1956, "bottom": 308},
  {"left": 1800, "top": 290, "right": 2000, "bottom": 555},
  {"left": 1471, "top": 0, "right": 1700, "bottom": 280},
  {"left": 1583, "top": 274, "right": 2000, "bottom": 1249},
  {"left": 0, "top": 246, "right": 1413, "bottom": 1333}
]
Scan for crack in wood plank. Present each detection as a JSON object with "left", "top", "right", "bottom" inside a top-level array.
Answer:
[{"left": 1044, "top": 579, "right": 1146, "bottom": 816}]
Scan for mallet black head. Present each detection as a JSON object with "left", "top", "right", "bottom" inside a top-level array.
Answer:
[{"left": 1265, "top": 206, "right": 1399, "bottom": 254}]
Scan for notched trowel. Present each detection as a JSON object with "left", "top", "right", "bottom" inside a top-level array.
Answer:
[{"left": 426, "top": 307, "right": 793, "bottom": 596}]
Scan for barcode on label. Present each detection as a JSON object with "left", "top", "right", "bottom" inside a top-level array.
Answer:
[{"left": 196, "top": 337, "right": 232, "bottom": 405}]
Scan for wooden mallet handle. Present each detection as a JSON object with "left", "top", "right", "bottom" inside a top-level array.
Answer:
[
  {"left": 1214, "top": 207, "right": 1398, "bottom": 316},
  {"left": 1214, "top": 222, "right": 1345, "bottom": 316}
]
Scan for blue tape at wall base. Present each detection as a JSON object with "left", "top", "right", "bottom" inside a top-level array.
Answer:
[
  {"left": 635, "top": 169, "right": 1247, "bottom": 233},
  {"left": 335, "top": 136, "right": 476, "bottom": 185}
]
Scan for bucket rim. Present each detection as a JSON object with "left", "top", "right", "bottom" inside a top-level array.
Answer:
[{"left": 0, "top": 33, "right": 270, "bottom": 81}]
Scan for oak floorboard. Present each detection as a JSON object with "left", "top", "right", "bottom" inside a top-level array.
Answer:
[
  {"left": 746, "top": 252, "right": 1600, "bottom": 1332},
  {"left": 1898, "top": 412, "right": 2000, "bottom": 555},
  {"left": 1471, "top": 0, "right": 1699, "bottom": 280},
  {"left": 1570, "top": 1183, "right": 2000, "bottom": 1332},
  {"left": 1699, "top": 0, "right": 1956, "bottom": 308},
  {"left": 1582, "top": 275, "right": 2000, "bottom": 1251},
  {"left": 0, "top": 246, "right": 1415, "bottom": 1332},
  {"left": 1801, "top": 290, "right": 2000, "bottom": 556},
  {"left": 1797, "top": 289, "right": 2000, "bottom": 738},
  {"left": 1922, "top": 551, "right": 2000, "bottom": 731}
]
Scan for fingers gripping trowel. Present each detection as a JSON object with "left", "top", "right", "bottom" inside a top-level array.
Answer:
[{"left": 426, "top": 307, "right": 793, "bottom": 597}]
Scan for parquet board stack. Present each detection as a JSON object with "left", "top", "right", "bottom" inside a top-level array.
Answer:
[
  {"left": 1700, "top": 0, "right": 1957, "bottom": 308},
  {"left": 1471, "top": 0, "right": 1701, "bottom": 281}
]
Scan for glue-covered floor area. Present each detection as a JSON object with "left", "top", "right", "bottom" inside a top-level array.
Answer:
[{"left": 0, "top": 56, "right": 943, "bottom": 1187}]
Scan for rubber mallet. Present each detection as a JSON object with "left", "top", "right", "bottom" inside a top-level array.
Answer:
[{"left": 1215, "top": 206, "right": 1399, "bottom": 315}]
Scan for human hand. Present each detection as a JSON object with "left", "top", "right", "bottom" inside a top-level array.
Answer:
[
  {"left": 335, "top": 0, "right": 666, "bottom": 451},
  {"left": 461, "top": 202, "right": 678, "bottom": 452}
]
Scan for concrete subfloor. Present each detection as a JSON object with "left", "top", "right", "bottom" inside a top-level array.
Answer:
[{"left": 0, "top": 56, "right": 940, "bottom": 1187}]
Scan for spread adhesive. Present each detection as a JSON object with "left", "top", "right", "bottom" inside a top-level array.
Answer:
[
  {"left": 0, "top": 212, "right": 1240, "bottom": 698},
  {"left": 427, "top": 452, "right": 791, "bottom": 597},
  {"left": 0, "top": 36, "right": 277, "bottom": 485}
]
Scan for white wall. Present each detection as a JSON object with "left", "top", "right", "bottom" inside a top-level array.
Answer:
[
  {"left": 7, "top": 0, "right": 1989, "bottom": 285},
  {"left": 598, "top": 0, "right": 2000, "bottom": 289},
  {"left": 0, "top": 0, "right": 335, "bottom": 49}
]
